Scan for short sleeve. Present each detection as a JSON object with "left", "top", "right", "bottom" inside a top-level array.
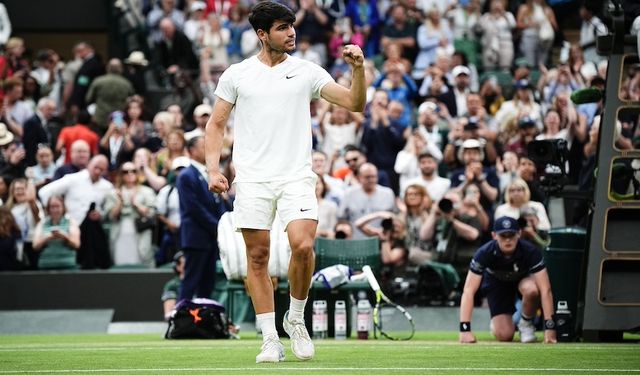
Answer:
[
  {"left": 527, "top": 243, "right": 546, "bottom": 274},
  {"left": 469, "top": 243, "right": 490, "bottom": 275},
  {"left": 214, "top": 68, "right": 238, "bottom": 104},
  {"left": 308, "top": 63, "right": 333, "bottom": 99}
]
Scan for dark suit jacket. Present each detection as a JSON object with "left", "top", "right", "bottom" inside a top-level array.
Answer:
[
  {"left": 176, "top": 164, "right": 229, "bottom": 251},
  {"left": 70, "top": 55, "right": 105, "bottom": 109},
  {"left": 154, "top": 31, "right": 199, "bottom": 73},
  {"left": 22, "top": 114, "right": 49, "bottom": 166}
]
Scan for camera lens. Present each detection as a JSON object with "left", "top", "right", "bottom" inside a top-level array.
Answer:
[
  {"left": 438, "top": 198, "right": 453, "bottom": 213},
  {"left": 335, "top": 231, "right": 347, "bottom": 239},
  {"left": 381, "top": 218, "right": 393, "bottom": 231}
]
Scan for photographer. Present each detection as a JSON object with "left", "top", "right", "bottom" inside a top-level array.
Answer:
[
  {"left": 494, "top": 178, "right": 551, "bottom": 244},
  {"left": 355, "top": 211, "right": 407, "bottom": 267},
  {"left": 450, "top": 140, "right": 499, "bottom": 215}
]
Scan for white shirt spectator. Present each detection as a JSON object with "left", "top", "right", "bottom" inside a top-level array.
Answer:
[
  {"left": 155, "top": 183, "right": 181, "bottom": 226},
  {"left": 38, "top": 169, "right": 114, "bottom": 224},
  {"left": 402, "top": 175, "right": 451, "bottom": 202}
]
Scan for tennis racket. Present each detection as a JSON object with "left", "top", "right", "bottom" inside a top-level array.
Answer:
[{"left": 362, "top": 265, "right": 415, "bottom": 341}]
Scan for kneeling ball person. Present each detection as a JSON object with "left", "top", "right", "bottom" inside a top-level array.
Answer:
[{"left": 459, "top": 216, "right": 557, "bottom": 343}]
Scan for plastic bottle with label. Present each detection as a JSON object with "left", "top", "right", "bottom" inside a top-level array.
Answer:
[
  {"left": 312, "top": 300, "right": 328, "bottom": 339},
  {"left": 334, "top": 300, "right": 347, "bottom": 340},
  {"left": 356, "top": 291, "right": 371, "bottom": 340}
]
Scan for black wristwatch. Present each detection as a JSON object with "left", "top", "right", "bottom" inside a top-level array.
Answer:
[{"left": 544, "top": 319, "right": 556, "bottom": 330}]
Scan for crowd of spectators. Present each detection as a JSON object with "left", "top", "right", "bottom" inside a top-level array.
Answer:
[{"left": 0, "top": 0, "right": 639, "bottom": 303}]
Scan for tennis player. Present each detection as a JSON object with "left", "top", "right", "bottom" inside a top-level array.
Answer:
[
  {"left": 459, "top": 216, "right": 557, "bottom": 344},
  {"left": 205, "top": 1, "right": 365, "bottom": 363}
]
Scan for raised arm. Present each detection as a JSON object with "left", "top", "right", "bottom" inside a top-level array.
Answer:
[{"left": 321, "top": 45, "right": 366, "bottom": 112}]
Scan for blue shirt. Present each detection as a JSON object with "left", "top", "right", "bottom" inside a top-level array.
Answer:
[{"left": 469, "top": 239, "right": 545, "bottom": 285}]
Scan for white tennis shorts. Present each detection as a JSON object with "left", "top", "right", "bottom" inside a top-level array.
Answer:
[{"left": 233, "top": 176, "right": 318, "bottom": 231}]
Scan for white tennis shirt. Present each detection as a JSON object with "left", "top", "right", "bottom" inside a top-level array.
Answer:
[{"left": 214, "top": 54, "right": 333, "bottom": 182}]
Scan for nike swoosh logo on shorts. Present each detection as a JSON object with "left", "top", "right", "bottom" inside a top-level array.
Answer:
[
  {"left": 300, "top": 208, "right": 311, "bottom": 212},
  {"left": 286, "top": 75, "right": 297, "bottom": 79}
]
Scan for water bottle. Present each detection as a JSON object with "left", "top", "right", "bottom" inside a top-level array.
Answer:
[
  {"left": 356, "top": 291, "right": 371, "bottom": 340},
  {"left": 334, "top": 300, "right": 347, "bottom": 340},
  {"left": 555, "top": 300, "right": 573, "bottom": 342},
  {"left": 312, "top": 300, "right": 328, "bottom": 339}
]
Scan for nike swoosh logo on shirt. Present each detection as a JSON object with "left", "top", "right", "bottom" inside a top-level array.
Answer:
[
  {"left": 300, "top": 208, "right": 311, "bottom": 212},
  {"left": 286, "top": 75, "right": 297, "bottom": 79}
]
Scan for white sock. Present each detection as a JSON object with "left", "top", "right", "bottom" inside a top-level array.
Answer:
[
  {"left": 256, "top": 312, "right": 277, "bottom": 340},
  {"left": 288, "top": 295, "right": 307, "bottom": 322}
]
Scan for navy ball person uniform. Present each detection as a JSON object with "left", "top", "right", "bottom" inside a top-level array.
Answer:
[{"left": 469, "top": 237, "right": 546, "bottom": 317}]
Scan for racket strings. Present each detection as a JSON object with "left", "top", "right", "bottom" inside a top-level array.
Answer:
[{"left": 373, "top": 302, "right": 415, "bottom": 341}]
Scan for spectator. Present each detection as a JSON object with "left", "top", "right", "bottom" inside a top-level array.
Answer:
[
  {"left": 401, "top": 184, "right": 435, "bottom": 265},
  {"left": 147, "top": 0, "right": 186, "bottom": 44},
  {"left": 494, "top": 178, "right": 551, "bottom": 232},
  {"left": 517, "top": 156, "right": 546, "bottom": 204},
  {"left": 30, "top": 49, "right": 63, "bottom": 108},
  {"left": 22, "top": 98, "right": 57, "bottom": 166},
  {"left": 0, "top": 206, "right": 21, "bottom": 271},
  {"left": 380, "top": 4, "right": 418, "bottom": 62},
  {"left": 311, "top": 150, "right": 344, "bottom": 204},
  {"left": 477, "top": 0, "right": 516, "bottom": 71},
  {"left": 38, "top": 155, "right": 114, "bottom": 269},
  {"left": 183, "top": 1, "right": 208, "bottom": 44},
  {"left": 0, "top": 137, "right": 26, "bottom": 180},
  {"left": 155, "top": 157, "right": 189, "bottom": 266},
  {"left": 105, "top": 161, "right": 157, "bottom": 267},
  {"left": 345, "top": 0, "right": 382, "bottom": 57},
  {"left": 0, "top": 3, "right": 12, "bottom": 48},
  {"left": 2, "top": 77, "right": 34, "bottom": 137},
  {"left": 0, "top": 174, "right": 9, "bottom": 203},
  {"left": 479, "top": 76, "right": 505, "bottom": 116},
  {"left": 414, "top": 8, "right": 454, "bottom": 80},
  {"left": 5, "top": 178, "right": 43, "bottom": 269},
  {"left": 339, "top": 163, "right": 395, "bottom": 239},
  {"left": 55, "top": 111, "right": 99, "bottom": 164},
  {"left": 495, "top": 79, "right": 542, "bottom": 133},
  {"left": 516, "top": 0, "right": 557, "bottom": 68},
  {"left": 99, "top": 111, "right": 135, "bottom": 172},
  {"left": 225, "top": 5, "right": 251, "bottom": 63},
  {"left": 356, "top": 210, "right": 407, "bottom": 268},
  {"left": 328, "top": 18, "right": 364, "bottom": 69},
  {"left": 162, "top": 251, "right": 185, "bottom": 320},
  {"left": 0, "top": 38, "right": 29, "bottom": 87},
  {"left": 53, "top": 139, "right": 92, "bottom": 180},
  {"left": 133, "top": 148, "right": 167, "bottom": 192},
  {"left": 362, "top": 99, "right": 407, "bottom": 194},
  {"left": 458, "top": 216, "right": 557, "bottom": 344},
  {"left": 25, "top": 144, "right": 56, "bottom": 189},
  {"left": 446, "top": 0, "right": 481, "bottom": 66},
  {"left": 315, "top": 173, "right": 338, "bottom": 238},
  {"left": 177, "top": 136, "right": 229, "bottom": 299},
  {"left": 184, "top": 103, "right": 212, "bottom": 141},
  {"left": 86, "top": 59, "right": 135, "bottom": 133},
  {"left": 332, "top": 145, "right": 390, "bottom": 188},
  {"left": 414, "top": 101, "right": 446, "bottom": 151},
  {"left": 395, "top": 133, "right": 443, "bottom": 198},
  {"left": 497, "top": 150, "right": 520, "bottom": 194},
  {"left": 294, "top": 0, "right": 332, "bottom": 66},
  {"left": 123, "top": 51, "right": 150, "bottom": 95},
  {"left": 156, "top": 129, "right": 187, "bottom": 179},
  {"left": 68, "top": 42, "right": 105, "bottom": 115},
  {"left": 579, "top": 2, "right": 608, "bottom": 64},
  {"left": 202, "top": 13, "right": 231, "bottom": 70},
  {"left": 293, "top": 36, "right": 323, "bottom": 66},
  {"left": 505, "top": 116, "right": 539, "bottom": 157},
  {"left": 450, "top": 66, "right": 472, "bottom": 117},
  {"left": 403, "top": 152, "right": 451, "bottom": 202},
  {"left": 159, "top": 71, "right": 203, "bottom": 121},
  {"left": 124, "top": 95, "right": 153, "bottom": 149},
  {"left": 318, "top": 103, "right": 362, "bottom": 161},
  {"left": 154, "top": 18, "right": 199, "bottom": 86},
  {"left": 147, "top": 111, "right": 176, "bottom": 153},
  {"left": 450, "top": 139, "right": 500, "bottom": 215},
  {"left": 372, "top": 63, "right": 417, "bottom": 127},
  {"left": 32, "top": 195, "right": 80, "bottom": 270}
]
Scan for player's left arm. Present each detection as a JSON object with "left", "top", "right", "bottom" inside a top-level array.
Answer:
[
  {"left": 533, "top": 268, "right": 557, "bottom": 343},
  {"left": 320, "top": 45, "right": 366, "bottom": 112}
]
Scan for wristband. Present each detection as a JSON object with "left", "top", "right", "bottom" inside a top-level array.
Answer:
[
  {"left": 460, "top": 322, "right": 471, "bottom": 332},
  {"left": 544, "top": 319, "right": 556, "bottom": 330}
]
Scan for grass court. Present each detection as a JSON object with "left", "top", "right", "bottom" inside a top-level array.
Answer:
[{"left": 1, "top": 332, "right": 639, "bottom": 374}]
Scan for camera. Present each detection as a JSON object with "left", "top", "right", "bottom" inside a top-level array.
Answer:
[
  {"left": 438, "top": 198, "right": 453, "bottom": 214},
  {"left": 381, "top": 218, "right": 393, "bottom": 231},
  {"left": 527, "top": 139, "right": 568, "bottom": 166},
  {"left": 517, "top": 216, "right": 528, "bottom": 229},
  {"left": 335, "top": 230, "right": 348, "bottom": 239}
]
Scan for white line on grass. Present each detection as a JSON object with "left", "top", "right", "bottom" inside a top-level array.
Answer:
[{"left": 1, "top": 368, "right": 640, "bottom": 373}]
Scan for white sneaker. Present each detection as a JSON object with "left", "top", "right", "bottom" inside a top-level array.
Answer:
[
  {"left": 255, "top": 334, "right": 285, "bottom": 363},
  {"left": 518, "top": 318, "right": 537, "bottom": 343},
  {"left": 283, "top": 311, "right": 315, "bottom": 361}
]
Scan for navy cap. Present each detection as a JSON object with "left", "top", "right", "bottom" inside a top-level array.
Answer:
[{"left": 493, "top": 216, "right": 519, "bottom": 234}]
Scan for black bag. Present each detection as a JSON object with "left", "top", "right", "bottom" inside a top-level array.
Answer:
[
  {"left": 165, "top": 299, "right": 230, "bottom": 339},
  {"left": 135, "top": 215, "right": 156, "bottom": 232}
]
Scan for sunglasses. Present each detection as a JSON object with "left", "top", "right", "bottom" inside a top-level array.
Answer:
[
  {"left": 345, "top": 158, "right": 359, "bottom": 163},
  {"left": 122, "top": 169, "right": 137, "bottom": 174}
]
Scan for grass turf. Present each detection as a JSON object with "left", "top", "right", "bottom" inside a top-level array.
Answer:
[{"left": 0, "top": 332, "right": 639, "bottom": 374}]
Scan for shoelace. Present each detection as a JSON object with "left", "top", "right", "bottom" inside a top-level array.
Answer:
[
  {"left": 261, "top": 336, "right": 282, "bottom": 352},
  {"left": 290, "top": 321, "right": 311, "bottom": 341}
]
